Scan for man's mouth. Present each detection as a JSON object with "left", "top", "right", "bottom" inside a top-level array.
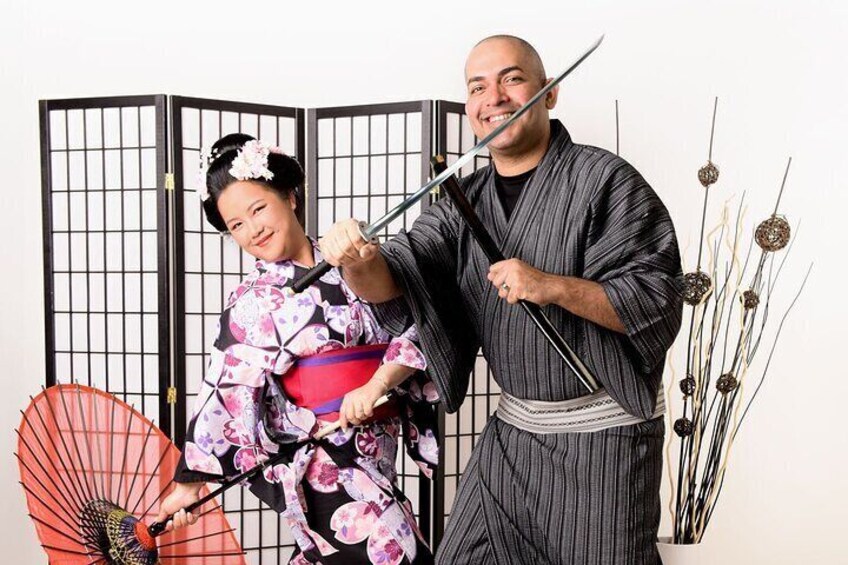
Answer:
[
  {"left": 486, "top": 112, "right": 514, "bottom": 124},
  {"left": 255, "top": 233, "right": 273, "bottom": 247}
]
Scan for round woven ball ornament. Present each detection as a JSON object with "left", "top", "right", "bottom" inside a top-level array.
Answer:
[
  {"left": 683, "top": 271, "right": 713, "bottom": 305},
  {"left": 755, "top": 215, "right": 790, "bottom": 252},
  {"left": 698, "top": 161, "right": 720, "bottom": 188},
  {"left": 716, "top": 372, "right": 739, "bottom": 394},
  {"left": 674, "top": 418, "right": 695, "bottom": 437}
]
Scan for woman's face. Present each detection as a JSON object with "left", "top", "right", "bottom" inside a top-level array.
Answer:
[{"left": 216, "top": 180, "right": 303, "bottom": 262}]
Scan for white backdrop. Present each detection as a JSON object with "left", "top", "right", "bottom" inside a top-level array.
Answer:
[{"left": 2, "top": 1, "right": 846, "bottom": 563}]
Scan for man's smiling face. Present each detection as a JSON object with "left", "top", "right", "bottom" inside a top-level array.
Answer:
[{"left": 464, "top": 37, "right": 557, "bottom": 159}]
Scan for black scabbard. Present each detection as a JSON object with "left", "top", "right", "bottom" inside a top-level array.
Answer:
[{"left": 431, "top": 155, "right": 600, "bottom": 394}]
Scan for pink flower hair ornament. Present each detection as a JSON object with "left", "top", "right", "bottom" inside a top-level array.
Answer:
[{"left": 196, "top": 140, "right": 286, "bottom": 202}]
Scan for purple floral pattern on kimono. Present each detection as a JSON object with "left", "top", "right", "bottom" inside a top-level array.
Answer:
[{"left": 175, "top": 241, "right": 438, "bottom": 564}]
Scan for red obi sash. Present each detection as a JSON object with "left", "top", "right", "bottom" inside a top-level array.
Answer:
[{"left": 279, "top": 344, "right": 399, "bottom": 422}]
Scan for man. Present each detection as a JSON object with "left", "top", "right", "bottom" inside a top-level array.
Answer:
[{"left": 320, "top": 35, "right": 683, "bottom": 564}]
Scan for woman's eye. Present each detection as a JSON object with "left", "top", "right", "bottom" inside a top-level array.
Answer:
[
  {"left": 231, "top": 222, "right": 242, "bottom": 231},
  {"left": 254, "top": 205, "right": 265, "bottom": 215}
]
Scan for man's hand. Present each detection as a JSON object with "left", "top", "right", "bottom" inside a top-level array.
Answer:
[
  {"left": 488, "top": 258, "right": 557, "bottom": 306},
  {"left": 319, "top": 219, "right": 402, "bottom": 303},
  {"left": 489, "top": 258, "right": 626, "bottom": 333},
  {"left": 319, "top": 219, "right": 380, "bottom": 268},
  {"left": 155, "top": 482, "right": 203, "bottom": 532}
]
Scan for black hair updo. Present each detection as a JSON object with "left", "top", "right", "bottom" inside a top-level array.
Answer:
[{"left": 202, "top": 133, "right": 305, "bottom": 232}]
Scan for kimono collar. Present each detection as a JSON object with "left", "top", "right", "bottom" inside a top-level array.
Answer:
[
  {"left": 536, "top": 119, "right": 573, "bottom": 169},
  {"left": 494, "top": 119, "right": 574, "bottom": 258}
]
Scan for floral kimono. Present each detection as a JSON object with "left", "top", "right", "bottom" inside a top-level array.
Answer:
[{"left": 175, "top": 242, "right": 439, "bottom": 564}]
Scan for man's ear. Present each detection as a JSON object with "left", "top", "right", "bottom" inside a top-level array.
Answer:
[{"left": 544, "top": 80, "right": 559, "bottom": 110}]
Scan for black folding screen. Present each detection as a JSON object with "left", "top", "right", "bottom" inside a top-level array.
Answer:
[
  {"left": 40, "top": 95, "right": 497, "bottom": 561},
  {"left": 170, "top": 96, "right": 305, "bottom": 445},
  {"left": 307, "top": 101, "right": 433, "bottom": 240},
  {"left": 40, "top": 95, "right": 171, "bottom": 432}
]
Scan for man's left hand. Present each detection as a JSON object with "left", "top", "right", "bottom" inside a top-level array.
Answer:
[{"left": 488, "top": 259, "right": 557, "bottom": 306}]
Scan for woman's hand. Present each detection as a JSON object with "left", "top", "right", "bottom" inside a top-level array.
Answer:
[
  {"left": 338, "top": 363, "right": 417, "bottom": 430},
  {"left": 339, "top": 377, "right": 387, "bottom": 431},
  {"left": 155, "top": 482, "right": 204, "bottom": 532}
]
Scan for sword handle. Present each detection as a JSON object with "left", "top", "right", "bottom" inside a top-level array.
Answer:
[
  {"left": 291, "top": 260, "right": 330, "bottom": 293},
  {"left": 291, "top": 222, "right": 376, "bottom": 293}
]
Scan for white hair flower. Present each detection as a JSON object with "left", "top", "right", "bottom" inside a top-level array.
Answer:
[
  {"left": 196, "top": 147, "right": 215, "bottom": 201},
  {"left": 229, "top": 140, "right": 275, "bottom": 181},
  {"left": 196, "top": 140, "right": 286, "bottom": 202}
]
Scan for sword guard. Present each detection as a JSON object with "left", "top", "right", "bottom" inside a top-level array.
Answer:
[{"left": 358, "top": 221, "right": 379, "bottom": 245}]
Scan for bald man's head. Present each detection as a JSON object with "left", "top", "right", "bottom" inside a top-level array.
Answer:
[
  {"left": 463, "top": 34, "right": 558, "bottom": 165},
  {"left": 468, "top": 35, "right": 547, "bottom": 85}
]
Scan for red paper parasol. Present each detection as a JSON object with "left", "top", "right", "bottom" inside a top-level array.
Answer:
[{"left": 15, "top": 383, "right": 247, "bottom": 565}]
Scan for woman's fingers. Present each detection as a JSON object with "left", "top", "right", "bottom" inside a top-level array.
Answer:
[
  {"left": 172, "top": 509, "right": 187, "bottom": 529},
  {"left": 172, "top": 509, "right": 197, "bottom": 529},
  {"left": 356, "top": 398, "right": 372, "bottom": 420},
  {"left": 349, "top": 403, "right": 362, "bottom": 425},
  {"left": 361, "top": 396, "right": 374, "bottom": 418},
  {"left": 339, "top": 398, "right": 350, "bottom": 430},
  {"left": 339, "top": 390, "right": 380, "bottom": 431}
]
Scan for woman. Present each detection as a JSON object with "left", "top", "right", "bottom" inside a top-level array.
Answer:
[{"left": 157, "top": 134, "right": 439, "bottom": 564}]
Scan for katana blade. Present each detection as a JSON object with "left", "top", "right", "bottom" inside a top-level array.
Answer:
[
  {"left": 362, "top": 34, "right": 603, "bottom": 237},
  {"left": 292, "top": 35, "right": 604, "bottom": 292}
]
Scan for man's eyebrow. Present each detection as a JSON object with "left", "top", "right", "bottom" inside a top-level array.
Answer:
[{"left": 467, "top": 65, "right": 525, "bottom": 86}]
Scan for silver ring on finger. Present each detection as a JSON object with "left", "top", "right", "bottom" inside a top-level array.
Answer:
[{"left": 501, "top": 283, "right": 510, "bottom": 292}]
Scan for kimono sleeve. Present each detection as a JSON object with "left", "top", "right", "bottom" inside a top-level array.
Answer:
[
  {"left": 175, "top": 283, "right": 292, "bottom": 483},
  {"left": 370, "top": 295, "right": 414, "bottom": 337},
  {"left": 381, "top": 324, "right": 427, "bottom": 372},
  {"left": 343, "top": 285, "right": 427, "bottom": 374},
  {"left": 585, "top": 161, "right": 684, "bottom": 374},
  {"left": 378, "top": 195, "right": 480, "bottom": 413}
]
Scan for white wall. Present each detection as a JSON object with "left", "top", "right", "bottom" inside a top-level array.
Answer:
[{"left": 2, "top": 1, "right": 846, "bottom": 563}]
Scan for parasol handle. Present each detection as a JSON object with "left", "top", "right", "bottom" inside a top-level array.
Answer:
[{"left": 148, "top": 394, "right": 392, "bottom": 537}]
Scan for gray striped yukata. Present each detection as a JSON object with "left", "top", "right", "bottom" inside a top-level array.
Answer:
[{"left": 376, "top": 120, "right": 683, "bottom": 564}]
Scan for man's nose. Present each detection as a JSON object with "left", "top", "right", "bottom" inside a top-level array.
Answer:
[{"left": 485, "top": 83, "right": 509, "bottom": 106}]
